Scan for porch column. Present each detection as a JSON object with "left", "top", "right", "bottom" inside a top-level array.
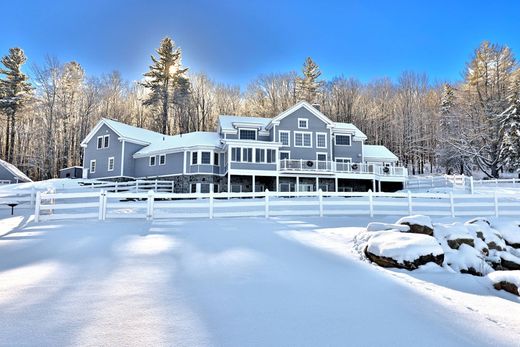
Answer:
[
  {"left": 372, "top": 179, "right": 376, "bottom": 192},
  {"left": 227, "top": 174, "right": 231, "bottom": 193},
  {"left": 296, "top": 176, "right": 300, "bottom": 192},
  {"left": 276, "top": 176, "right": 279, "bottom": 192},
  {"left": 378, "top": 180, "right": 382, "bottom": 192},
  {"left": 316, "top": 177, "right": 319, "bottom": 191},
  {"left": 335, "top": 177, "right": 338, "bottom": 192},
  {"left": 252, "top": 175, "right": 256, "bottom": 193}
]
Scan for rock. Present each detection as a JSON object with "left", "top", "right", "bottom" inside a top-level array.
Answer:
[
  {"left": 467, "top": 217, "right": 491, "bottom": 226},
  {"left": 500, "top": 253, "right": 520, "bottom": 270},
  {"left": 396, "top": 215, "right": 434, "bottom": 236},
  {"left": 447, "top": 237, "right": 475, "bottom": 250},
  {"left": 460, "top": 267, "right": 483, "bottom": 276},
  {"left": 476, "top": 231, "right": 485, "bottom": 240},
  {"left": 487, "top": 241, "right": 505, "bottom": 251},
  {"left": 493, "top": 281, "right": 520, "bottom": 296},
  {"left": 365, "top": 231, "right": 444, "bottom": 270}
]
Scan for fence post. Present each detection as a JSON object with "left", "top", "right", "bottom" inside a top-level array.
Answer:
[
  {"left": 147, "top": 190, "right": 155, "bottom": 220},
  {"left": 209, "top": 192, "right": 214, "bottom": 219},
  {"left": 98, "top": 190, "right": 106, "bottom": 221},
  {"left": 34, "top": 191, "right": 41, "bottom": 223},
  {"left": 407, "top": 190, "right": 413, "bottom": 215},
  {"left": 494, "top": 191, "right": 499, "bottom": 217},
  {"left": 154, "top": 180, "right": 158, "bottom": 192},
  {"left": 30, "top": 186, "right": 36, "bottom": 207},
  {"left": 171, "top": 181, "right": 175, "bottom": 193},
  {"left": 318, "top": 189, "right": 323, "bottom": 217},
  {"left": 265, "top": 189, "right": 270, "bottom": 218},
  {"left": 449, "top": 192, "right": 455, "bottom": 217},
  {"left": 135, "top": 180, "right": 139, "bottom": 193},
  {"left": 469, "top": 176, "right": 474, "bottom": 194},
  {"left": 114, "top": 181, "right": 119, "bottom": 192},
  {"left": 368, "top": 189, "right": 374, "bottom": 217}
]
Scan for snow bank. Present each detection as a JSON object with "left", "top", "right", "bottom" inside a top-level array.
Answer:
[
  {"left": 366, "top": 222, "right": 409, "bottom": 232},
  {"left": 487, "top": 271, "right": 520, "bottom": 296},
  {"left": 366, "top": 231, "right": 443, "bottom": 263}
]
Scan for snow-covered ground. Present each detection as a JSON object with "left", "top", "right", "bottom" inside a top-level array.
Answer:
[{"left": 1, "top": 208, "right": 519, "bottom": 346}]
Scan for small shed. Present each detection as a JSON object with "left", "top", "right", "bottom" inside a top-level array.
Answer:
[
  {"left": 0, "top": 159, "right": 32, "bottom": 184},
  {"left": 59, "top": 166, "right": 84, "bottom": 179}
]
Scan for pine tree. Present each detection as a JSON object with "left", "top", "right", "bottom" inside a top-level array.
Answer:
[
  {"left": 140, "top": 37, "right": 188, "bottom": 134},
  {"left": 0, "top": 48, "right": 32, "bottom": 163},
  {"left": 295, "top": 57, "right": 322, "bottom": 104},
  {"left": 500, "top": 71, "right": 520, "bottom": 168}
]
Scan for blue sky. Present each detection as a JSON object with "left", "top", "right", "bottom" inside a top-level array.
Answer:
[{"left": 2, "top": 0, "right": 519, "bottom": 88}]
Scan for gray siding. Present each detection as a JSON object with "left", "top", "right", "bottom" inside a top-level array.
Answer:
[
  {"left": 84, "top": 124, "right": 123, "bottom": 179},
  {"left": 134, "top": 152, "right": 184, "bottom": 178},
  {"left": 122, "top": 142, "right": 144, "bottom": 177},
  {"left": 332, "top": 137, "right": 363, "bottom": 163}
]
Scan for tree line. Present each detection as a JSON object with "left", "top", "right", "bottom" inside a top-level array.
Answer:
[{"left": 0, "top": 38, "right": 519, "bottom": 180}]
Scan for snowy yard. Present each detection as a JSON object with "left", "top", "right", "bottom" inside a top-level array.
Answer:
[{"left": 1, "top": 210, "right": 519, "bottom": 346}]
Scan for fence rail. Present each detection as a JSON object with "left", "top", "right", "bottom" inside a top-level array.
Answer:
[{"left": 34, "top": 189, "right": 520, "bottom": 222}]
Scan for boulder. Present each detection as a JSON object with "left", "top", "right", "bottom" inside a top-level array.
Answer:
[
  {"left": 487, "top": 271, "right": 520, "bottom": 296},
  {"left": 499, "top": 253, "right": 520, "bottom": 270},
  {"left": 444, "top": 244, "right": 494, "bottom": 276},
  {"left": 365, "top": 231, "right": 444, "bottom": 270},
  {"left": 487, "top": 241, "right": 505, "bottom": 251},
  {"left": 396, "top": 215, "right": 434, "bottom": 236},
  {"left": 446, "top": 235, "right": 475, "bottom": 250}
]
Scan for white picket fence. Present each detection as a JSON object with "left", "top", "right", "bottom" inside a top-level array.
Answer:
[
  {"left": 34, "top": 189, "right": 520, "bottom": 222},
  {"left": 0, "top": 187, "right": 37, "bottom": 210},
  {"left": 80, "top": 179, "right": 175, "bottom": 193},
  {"left": 405, "top": 175, "right": 471, "bottom": 192}
]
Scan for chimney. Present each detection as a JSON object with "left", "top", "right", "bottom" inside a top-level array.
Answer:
[{"left": 312, "top": 103, "right": 321, "bottom": 111}]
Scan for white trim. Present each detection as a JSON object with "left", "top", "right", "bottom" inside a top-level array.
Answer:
[
  {"left": 316, "top": 132, "right": 327, "bottom": 149},
  {"left": 120, "top": 140, "right": 125, "bottom": 176},
  {"left": 96, "top": 136, "right": 103, "bottom": 149},
  {"left": 149, "top": 155, "right": 157, "bottom": 166},
  {"left": 107, "top": 157, "right": 115, "bottom": 171},
  {"left": 297, "top": 118, "right": 308, "bottom": 129},
  {"left": 279, "top": 130, "right": 290, "bottom": 147},
  {"left": 200, "top": 151, "right": 211, "bottom": 165},
  {"left": 267, "top": 101, "right": 334, "bottom": 129},
  {"left": 89, "top": 160, "right": 96, "bottom": 173},
  {"left": 159, "top": 154, "right": 166, "bottom": 165},
  {"left": 294, "top": 131, "right": 312, "bottom": 148},
  {"left": 334, "top": 134, "right": 351, "bottom": 146},
  {"left": 183, "top": 151, "right": 187, "bottom": 174},
  {"left": 238, "top": 128, "right": 257, "bottom": 141},
  {"left": 103, "top": 135, "right": 110, "bottom": 149},
  {"left": 191, "top": 151, "right": 199, "bottom": 165}
]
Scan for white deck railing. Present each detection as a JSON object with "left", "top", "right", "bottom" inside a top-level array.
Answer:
[
  {"left": 34, "top": 189, "right": 520, "bottom": 222},
  {"left": 279, "top": 160, "right": 407, "bottom": 176}
]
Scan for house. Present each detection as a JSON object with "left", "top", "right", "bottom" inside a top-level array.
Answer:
[
  {"left": 0, "top": 159, "right": 32, "bottom": 184},
  {"left": 59, "top": 166, "right": 84, "bottom": 179},
  {"left": 80, "top": 101, "right": 407, "bottom": 193}
]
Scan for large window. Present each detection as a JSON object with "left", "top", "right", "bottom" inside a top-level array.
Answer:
[
  {"left": 316, "top": 133, "right": 327, "bottom": 148},
  {"left": 108, "top": 157, "right": 115, "bottom": 171},
  {"left": 200, "top": 183, "right": 211, "bottom": 194},
  {"left": 214, "top": 153, "right": 219, "bottom": 166},
  {"left": 298, "top": 118, "right": 308, "bottom": 129},
  {"left": 191, "top": 152, "right": 198, "bottom": 165},
  {"left": 201, "top": 151, "right": 211, "bottom": 164},
  {"left": 255, "top": 148, "right": 265, "bottom": 163},
  {"left": 90, "top": 160, "right": 96, "bottom": 173},
  {"left": 279, "top": 131, "right": 290, "bottom": 146},
  {"left": 294, "top": 132, "right": 312, "bottom": 147},
  {"left": 335, "top": 134, "right": 351, "bottom": 146},
  {"left": 242, "top": 148, "right": 253, "bottom": 162},
  {"left": 266, "top": 149, "right": 275, "bottom": 163},
  {"left": 239, "top": 129, "right": 256, "bottom": 140},
  {"left": 231, "top": 147, "right": 241, "bottom": 162}
]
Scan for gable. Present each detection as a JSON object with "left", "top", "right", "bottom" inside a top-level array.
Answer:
[{"left": 268, "top": 101, "right": 334, "bottom": 129}]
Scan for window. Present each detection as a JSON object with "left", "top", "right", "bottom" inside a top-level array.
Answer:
[
  {"left": 192, "top": 152, "right": 198, "bottom": 165},
  {"left": 266, "top": 149, "right": 276, "bottom": 163},
  {"left": 96, "top": 135, "right": 109, "bottom": 149},
  {"left": 279, "top": 131, "right": 290, "bottom": 146},
  {"left": 201, "top": 152, "right": 211, "bottom": 164},
  {"left": 149, "top": 156, "right": 156, "bottom": 166},
  {"left": 242, "top": 148, "right": 253, "bottom": 162},
  {"left": 239, "top": 129, "right": 256, "bottom": 140},
  {"left": 231, "top": 147, "right": 241, "bottom": 162},
  {"left": 255, "top": 148, "right": 265, "bottom": 163},
  {"left": 294, "top": 132, "right": 312, "bottom": 148},
  {"left": 159, "top": 154, "right": 166, "bottom": 165},
  {"left": 280, "top": 151, "right": 290, "bottom": 160},
  {"left": 107, "top": 157, "right": 115, "bottom": 171},
  {"left": 336, "top": 158, "right": 352, "bottom": 163},
  {"left": 214, "top": 153, "right": 219, "bottom": 166},
  {"left": 90, "top": 160, "right": 96, "bottom": 173},
  {"left": 103, "top": 135, "right": 110, "bottom": 148},
  {"left": 335, "top": 134, "right": 351, "bottom": 146},
  {"left": 213, "top": 184, "right": 219, "bottom": 193},
  {"left": 316, "top": 133, "right": 327, "bottom": 148},
  {"left": 200, "top": 183, "right": 211, "bottom": 194},
  {"left": 317, "top": 153, "right": 327, "bottom": 161},
  {"left": 190, "top": 184, "right": 197, "bottom": 193},
  {"left": 97, "top": 136, "right": 103, "bottom": 149},
  {"left": 298, "top": 118, "right": 308, "bottom": 129}
]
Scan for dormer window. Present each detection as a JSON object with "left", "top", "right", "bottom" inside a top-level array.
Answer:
[
  {"left": 239, "top": 129, "right": 256, "bottom": 140},
  {"left": 298, "top": 118, "right": 308, "bottom": 129}
]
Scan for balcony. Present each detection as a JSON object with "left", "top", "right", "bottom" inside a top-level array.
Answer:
[{"left": 279, "top": 159, "right": 407, "bottom": 177}]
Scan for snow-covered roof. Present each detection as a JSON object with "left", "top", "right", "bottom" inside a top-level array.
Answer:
[
  {"left": 0, "top": 159, "right": 32, "bottom": 182},
  {"left": 364, "top": 145, "right": 398, "bottom": 162},
  {"left": 134, "top": 132, "right": 222, "bottom": 157},
  {"left": 102, "top": 118, "right": 165, "bottom": 144},
  {"left": 219, "top": 115, "right": 271, "bottom": 132},
  {"left": 333, "top": 122, "right": 367, "bottom": 140}
]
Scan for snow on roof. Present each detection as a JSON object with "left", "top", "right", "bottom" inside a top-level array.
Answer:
[
  {"left": 219, "top": 115, "right": 271, "bottom": 131},
  {"left": 102, "top": 118, "right": 165, "bottom": 143},
  {"left": 364, "top": 145, "right": 398, "bottom": 162},
  {"left": 0, "top": 159, "right": 32, "bottom": 182},
  {"left": 134, "top": 132, "right": 222, "bottom": 156},
  {"left": 333, "top": 122, "right": 367, "bottom": 139}
]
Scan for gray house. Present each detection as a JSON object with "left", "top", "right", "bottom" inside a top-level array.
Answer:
[
  {"left": 0, "top": 159, "right": 32, "bottom": 184},
  {"left": 81, "top": 101, "right": 406, "bottom": 192}
]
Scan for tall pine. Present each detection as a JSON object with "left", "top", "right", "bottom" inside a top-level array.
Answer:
[
  {"left": 141, "top": 37, "right": 188, "bottom": 134},
  {"left": 0, "top": 48, "right": 32, "bottom": 163},
  {"left": 500, "top": 71, "right": 520, "bottom": 168},
  {"left": 296, "top": 57, "right": 322, "bottom": 104}
]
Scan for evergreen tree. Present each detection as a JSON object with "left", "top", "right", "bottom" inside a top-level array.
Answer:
[
  {"left": 500, "top": 71, "right": 520, "bottom": 168},
  {"left": 140, "top": 37, "right": 188, "bottom": 134},
  {"left": 295, "top": 57, "right": 322, "bottom": 104},
  {"left": 0, "top": 48, "right": 32, "bottom": 163}
]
